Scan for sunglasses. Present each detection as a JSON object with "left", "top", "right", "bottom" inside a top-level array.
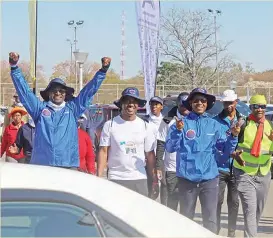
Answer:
[
  {"left": 50, "top": 88, "right": 66, "bottom": 94},
  {"left": 192, "top": 98, "right": 207, "bottom": 104},
  {"left": 251, "top": 104, "right": 266, "bottom": 110}
]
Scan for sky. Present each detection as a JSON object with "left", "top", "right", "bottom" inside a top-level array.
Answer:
[{"left": 1, "top": 1, "right": 273, "bottom": 80}]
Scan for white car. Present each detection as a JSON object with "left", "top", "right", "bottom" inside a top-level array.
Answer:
[{"left": 0, "top": 163, "right": 220, "bottom": 238}]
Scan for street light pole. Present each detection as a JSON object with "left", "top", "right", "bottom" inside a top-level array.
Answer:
[
  {"left": 67, "top": 20, "right": 84, "bottom": 94},
  {"left": 208, "top": 9, "right": 221, "bottom": 95},
  {"left": 73, "top": 51, "right": 89, "bottom": 91},
  {"left": 66, "top": 39, "right": 74, "bottom": 83}
]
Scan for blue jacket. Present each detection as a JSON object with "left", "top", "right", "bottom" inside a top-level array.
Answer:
[
  {"left": 213, "top": 110, "right": 242, "bottom": 173},
  {"left": 16, "top": 123, "right": 35, "bottom": 158},
  {"left": 165, "top": 112, "right": 238, "bottom": 182},
  {"left": 10, "top": 67, "right": 106, "bottom": 167}
]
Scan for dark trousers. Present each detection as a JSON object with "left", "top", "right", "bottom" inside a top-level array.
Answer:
[
  {"left": 166, "top": 171, "right": 179, "bottom": 211},
  {"left": 178, "top": 177, "right": 219, "bottom": 234},
  {"left": 111, "top": 179, "right": 148, "bottom": 197},
  {"left": 217, "top": 171, "right": 239, "bottom": 237}
]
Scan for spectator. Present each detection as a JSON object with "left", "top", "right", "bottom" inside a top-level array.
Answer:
[
  {"left": 97, "top": 87, "right": 159, "bottom": 197},
  {"left": 78, "top": 116, "right": 96, "bottom": 174},
  {"left": 165, "top": 88, "right": 240, "bottom": 234},
  {"left": 1, "top": 107, "right": 27, "bottom": 163},
  {"left": 9, "top": 52, "right": 110, "bottom": 169},
  {"left": 8, "top": 116, "right": 35, "bottom": 164},
  {"left": 214, "top": 90, "right": 241, "bottom": 237},
  {"left": 156, "top": 92, "right": 189, "bottom": 211},
  {"left": 232, "top": 94, "right": 273, "bottom": 237}
]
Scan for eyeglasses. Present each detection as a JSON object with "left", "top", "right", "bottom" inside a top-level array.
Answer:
[
  {"left": 251, "top": 104, "right": 266, "bottom": 110},
  {"left": 192, "top": 98, "right": 207, "bottom": 104},
  {"left": 50, "top": 88, "right": 66, "bottom": 94}
]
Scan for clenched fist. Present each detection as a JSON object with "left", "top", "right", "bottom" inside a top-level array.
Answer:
[
  {"left": 9, "top": 52, "right": 20, "bottom": 66},
  {"left": 101, "top": 57, "right": 111, "bottom": 72}
]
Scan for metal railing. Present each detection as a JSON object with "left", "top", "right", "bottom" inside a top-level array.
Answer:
[{"left": 1, "top": 82, "right": 273, "bottom": 106}]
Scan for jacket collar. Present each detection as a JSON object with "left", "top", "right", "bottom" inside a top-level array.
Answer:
[
  {"left": 218, "top": 109, "right": 241, "bottom": 120},
  {"left": 188, "top": 111, "right": 209, "bottom": 120}
]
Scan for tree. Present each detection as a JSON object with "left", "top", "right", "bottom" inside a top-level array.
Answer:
[{"left": 159, "top": 8, "right": 235, "bottom": 89}]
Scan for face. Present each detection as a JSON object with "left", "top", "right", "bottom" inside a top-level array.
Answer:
[
  {"left": 250, "top": 104, "right": 266, "bottom": 119},
  {"left": 150, "top": 101, "right": 163, "bottom": 116},
  {"left": 121, "top": 96, "right": 138, "bottom": 117},
  {"left": 223, "top": 100, "right": 237, "bottom": 114},
  {"left": 190, "top": 94, "right": 208, "bottom": 114},
  {"left": 48, "top": 86, "right": 66, "bottom": 105},
  {"left": 177, "top": 102, "right": 189, "bottom": 115},
  {"left": 13, "top": 96, "right": 20, "bottom": 103},
  {"left": 12, "top": 112, "right": 22, "bottom": 124}
]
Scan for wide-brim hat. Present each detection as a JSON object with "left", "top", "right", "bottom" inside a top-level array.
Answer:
[
  {"left": 114, "top": 87, "right": 147, "bottom": 108},
  {"left": 40, "top": 78, "right": 74, "bottom": 101},
  {"left": 8, "top": 107, "right": 28, "bottom": 118},
  {"left": 183, "top": 88, "right": 216, "bottom": 111}
]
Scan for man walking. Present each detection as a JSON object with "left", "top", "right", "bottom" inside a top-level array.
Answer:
[
  {"left": 165, "top": 88, "right": 240, "bottom": 234},
  {"left": 97, "top": 87, "right": 159, "bottom": 197},
  {"left": 9, "top": 52, "right": 110, "bottom": 169},
  {"left": 156, "top": 92, "right": 189, "bottom": 211},
  {"left": 232, "top": 94, "right": 272, "bottom": 237},
  {"left": 214, "top": 90, "right": 241, "bottom": 237}
]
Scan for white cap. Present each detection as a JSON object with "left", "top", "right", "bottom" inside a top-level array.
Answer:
[{"left": 221, "top": 89, "right": 238, "bottom": 102}]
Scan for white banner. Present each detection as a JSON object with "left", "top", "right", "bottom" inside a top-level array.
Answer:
[{"left": 135, "top": 0, "right": 160, "bottom": 114}]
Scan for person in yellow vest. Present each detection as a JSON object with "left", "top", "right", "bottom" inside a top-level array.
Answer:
[{"left": 232, "top": 94, "right": 272, "bottom": 237}]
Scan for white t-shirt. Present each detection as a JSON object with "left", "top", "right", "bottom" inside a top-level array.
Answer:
[
  {"left": 100, "top": 116, "right": 156, "bottom": 180},
  {"left": 148, "top": 113, "right": 163, "bottom": 152},
  {"left": 157, "top": 118, "right": 176, "bottom": 172}
]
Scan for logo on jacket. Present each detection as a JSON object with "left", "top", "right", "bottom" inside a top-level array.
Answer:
[
  {"left": 42, "top": 109, "right": 51, "bottom": 117},
  {"left": 185, "top": 129, "right": 196, "bottom": 140}
]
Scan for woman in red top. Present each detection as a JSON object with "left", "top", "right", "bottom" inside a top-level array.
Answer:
[
  {"left": 78, "top": 116, "right": 96, "bottom": 174},
  {"left": 1, "top": 107, "right": 27, "bottom": 163}
]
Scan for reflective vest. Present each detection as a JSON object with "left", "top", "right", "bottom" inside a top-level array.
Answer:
[{"left": 234, "top": 119, "right": 273, "bottom": 175}]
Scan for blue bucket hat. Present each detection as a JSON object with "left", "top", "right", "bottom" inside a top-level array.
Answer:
[
  {"left": 183, "top": 88, "right": 216, "bottom": 111},
  {"left": 40, "top": 78, "right": 74, "bottom": 101},
  {"left": 114, "top": 87, "right": 147, "bottom": 108},
  {"left": 149, "top": 96, "right": 163, "bottom": 105}
]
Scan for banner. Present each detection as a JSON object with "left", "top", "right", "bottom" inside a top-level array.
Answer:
[
  {"left": 28, "top": 0, "right": 37, "bottom": 90},
  {"left": 135, "top": 0, "right": 160, "bottom": 114}
]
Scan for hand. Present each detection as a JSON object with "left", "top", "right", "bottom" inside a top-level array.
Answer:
[
  {"left": 265, "top": 130, "right": 273, "bottom": 141},
  {"left": 231, "top": 123, "right": 241, "bottom": 137},
  {"left": 9, "top": 52, "right": 20, "bottom": 66},
  {"left": 8, "top": 143, "right": 19, "bottom": 154},
  {"left": 150, "top": 182, "right": 159, "bottom": 200},
  {"left": 231, "top": 150, "right": 245, "bottom": 166},
  {"left": 101, "top": 57, "right": 111, "bottom": 72},
  {"left": 174, "top": 116, "right": 184, "bottom": 131},
  {"left": 157, "top": 170, "right": 162, "bottom": 180}
]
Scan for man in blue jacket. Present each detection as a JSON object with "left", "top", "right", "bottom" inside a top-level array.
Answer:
[
  {"left": 165, "top": 88, "right": 240, "bottom": 234},
  {"left": 9, "top": 52, "right": 110, "bottom": 169},
  {"left": 214, "top": 90, "right": 242, "bottom": 237}
]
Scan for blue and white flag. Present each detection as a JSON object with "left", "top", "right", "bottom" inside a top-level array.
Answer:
[{"left": 135, "top": 0, "right": 160, "bottom": 114}]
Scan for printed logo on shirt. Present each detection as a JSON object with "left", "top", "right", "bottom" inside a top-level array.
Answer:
[
  {"left": 120, "top": 141, "right": 137, "bottom": 154},
  {"left": 185, "top": 129, "right": 196, "bottom": 140},
  {"left": 42, "top": 109, "right": 51, "bottom": 117},
  {"left": 226, "top": 129, "right": 231, "bottom": 136}
]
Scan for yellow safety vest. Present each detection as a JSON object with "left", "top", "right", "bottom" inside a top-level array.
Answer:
[{"left": 234, "top": 119, "right": 273, "bottom": 175}]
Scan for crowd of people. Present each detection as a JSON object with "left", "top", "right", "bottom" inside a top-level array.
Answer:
[{"left": 1, "top": 52, "right": 272, "bottom": 237}]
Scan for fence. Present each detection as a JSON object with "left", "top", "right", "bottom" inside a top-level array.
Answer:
[{"left": 1, "top": 82, "right": 273, "bottom": 106}]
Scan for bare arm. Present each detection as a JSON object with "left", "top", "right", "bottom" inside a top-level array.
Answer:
[
  {"left": 145, "top": 150, "right": 158, "bottom": 183},
  {"left": 97, "top": 146, "right": 109, "bottom": 177}
]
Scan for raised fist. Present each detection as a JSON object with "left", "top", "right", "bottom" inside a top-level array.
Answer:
[
  {"left": 101, "top": 57, "right": 111, "bottom": 72},
  {"left": 9, "top": 52, "right": 20, "bottom": 66}
]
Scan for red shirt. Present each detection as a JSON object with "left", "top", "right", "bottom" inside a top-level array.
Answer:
[
  {"left": 1, "top": 122, "right": 25, "bottom": 160},
  {"left": 78, "top": 128, "right": 96, "bottom": 174}
]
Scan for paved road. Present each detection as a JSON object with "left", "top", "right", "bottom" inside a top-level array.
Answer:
[{"left": 194, "top": 183, "right": 273, "bottom": 237}]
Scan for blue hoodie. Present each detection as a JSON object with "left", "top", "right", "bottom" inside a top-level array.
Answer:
[
  {"left": 165, "top": 112, "right": 238, "bottom": 182},
  {"left": 10, "top": 67, "right": 106, "bottom": 167}
]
